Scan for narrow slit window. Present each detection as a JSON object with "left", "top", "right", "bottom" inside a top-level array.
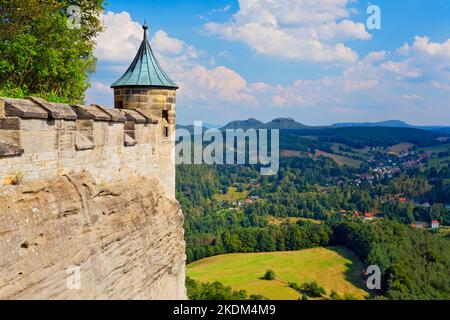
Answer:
[{"left": 162, "top": 110, "right": 169, "bottom": 122}]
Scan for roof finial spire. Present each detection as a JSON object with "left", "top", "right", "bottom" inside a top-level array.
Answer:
[{"left": 143, "top": 19, "right": 148, "bottom": 31}]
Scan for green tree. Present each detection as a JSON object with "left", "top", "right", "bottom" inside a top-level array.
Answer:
[
  {"left": 263, "top": 269, "right": 276, "bottom": 281},
  {"left": 0, "top": 0, "right": 104, "bottom": 103},
  {"left": 301, "top": 281, "right": 326, "bottom": 298}
]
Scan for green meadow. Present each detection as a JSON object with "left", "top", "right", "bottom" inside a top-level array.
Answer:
[{"left": 187, "top": 247, "right": 369, "bottom": 300}]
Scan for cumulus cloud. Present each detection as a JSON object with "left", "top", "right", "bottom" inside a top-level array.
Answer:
[
  {"left": 204, "top": 0, "right": 371, "bottom": 63},
  {"left": 95, "top": 11, "right": 142, "bottom": 61},
  {"left": 92, "top": 11, "right": 258, "bottom": 108},
  {"left": 151, "top": 30, "right": 185, "bottom": 55},
  {"left": 412, "top": 36, "right": 450, "bottom": 59},
  {"left": 247, "top": 35, "right": 450, "bottom": 111},
  {"left": 177, "top": 66, "right": 256, "bottom": 105},
  {"left": 91, "top": 81, "right": 113, "bottom": 93},
  {"left": 381, "top": 60, "right": 422, "bottom": 79}
]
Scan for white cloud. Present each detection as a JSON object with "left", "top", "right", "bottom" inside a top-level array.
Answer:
[
  {"left": 432, "top": 80, "right": 450, "bottom": 91},
  {"left": 95, "top": 11, "right": 142, "bottom": 61},
  {"left": 249, "top": 82, "right": 271, "bottom": 92},
  {"left": 93, "top": 11, "right": 258, "bottom": 107},
  {"left": 151, "top": 30, "right": 185, "bottom": 55},
  {"left": 177, "top": 66, "right": 257, "bottom": 105},
  {"left": 402, "top": 94, "right": 421, "bottom": 100},
  {"left": 381, "top": 60, "right": 422, "bottom": 79},
  {"left": 412, "top": 36, "right": 450, "bottom": 59},
  {"left": 91, "top": 81, "right": 113, "bottom": 93},
  {"left": 204, "top": 0, "right": 371, "bottom": 63}
]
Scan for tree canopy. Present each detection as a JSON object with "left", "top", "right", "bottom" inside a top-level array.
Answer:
[{"left": 0, "top": 0, "right": 104, "bottom": 103}]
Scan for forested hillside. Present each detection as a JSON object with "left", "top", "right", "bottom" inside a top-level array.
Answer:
[{"left": 177, "top": 130, "right": 450, "bottom": 300}]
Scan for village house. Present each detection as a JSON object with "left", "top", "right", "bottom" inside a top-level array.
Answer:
[
  {"left": 412, "top": 221, "right": 428, "bottom": 229},
  {"left": 431, "top": 220, "right": 440, "bottom": 230},
  {"left": 363, "top": 213, "right": 375, "bottom": 222}
]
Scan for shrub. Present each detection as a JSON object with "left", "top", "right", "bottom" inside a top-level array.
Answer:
[
  {"left": 263, "top": 269, "right": 276, "bottom": 280},
  {"left": 4, "top": 171, "right": 25, "bottom": 186},
  {"left": 301, "top": 281, "right": 326, "bottom": 298}
]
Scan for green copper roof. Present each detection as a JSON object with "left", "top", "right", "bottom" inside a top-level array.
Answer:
[{"left": 111, "top": 22, "right": 178, "bottom": 89}]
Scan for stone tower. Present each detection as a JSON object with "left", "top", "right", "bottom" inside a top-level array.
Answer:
[{"left": 111, "top": 22, "right": 178, "bottom": 198}]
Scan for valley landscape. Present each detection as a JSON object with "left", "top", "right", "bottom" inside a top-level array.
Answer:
[{"left": 178, "top": 119, "right": 450, "bottom": 300}]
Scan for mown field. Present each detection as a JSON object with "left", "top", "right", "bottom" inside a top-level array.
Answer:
[
  {"left": 267, "top": 216, "right": 322, "bottom": 226},
  {"left": 280, "top": 149, "right": 362, "bottom": 168},
  {"left": 425, "top": 155, "right": 450, "bottom": 170},
  {"left": 387, "top": 143, "right": 415, "bottom": 155},
  {"left": 314, "top": 150, "right": 362, "bottom": 168},
  {"left": 213, "top": 187, "right": 249, "bottom": 202},
  {"left": 187, "top": 247, "right": 369, "bottom": 300}
]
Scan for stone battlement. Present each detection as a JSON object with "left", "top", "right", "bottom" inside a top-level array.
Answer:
[{"left": 0, "top": 97, "right": 175, "bottom": 198}]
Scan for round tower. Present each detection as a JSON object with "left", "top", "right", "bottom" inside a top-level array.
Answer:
[
  {"left": 111, "top": 21, "right": 178, "bottom": 198},
  {"left": 111, "top": 21, "right": 178, "bottom": 138}
]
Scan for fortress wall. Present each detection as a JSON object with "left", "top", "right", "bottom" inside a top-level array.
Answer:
[{"left": 0, "top": 97, "right": 176, "bottom": 199}]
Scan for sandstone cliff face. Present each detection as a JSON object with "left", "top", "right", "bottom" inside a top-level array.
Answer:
[{"left": 0, "top": 173, "right": 186, "bottom": 300}]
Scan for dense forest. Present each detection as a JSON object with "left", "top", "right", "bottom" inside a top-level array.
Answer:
[
  {"left": 177, "top": 135, "right": 450, "bottom": 299},
  {"left": 333, "top": 221, "right": 450, "bottom": 299}
]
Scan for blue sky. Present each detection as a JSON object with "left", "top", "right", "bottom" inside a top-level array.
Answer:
[{"left": 88, "top": 0, "right": 450, "bottom": 126}]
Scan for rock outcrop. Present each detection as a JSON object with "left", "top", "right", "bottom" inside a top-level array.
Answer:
[{"left": 0, "top": 173, "right": 186, "bottom": 299}]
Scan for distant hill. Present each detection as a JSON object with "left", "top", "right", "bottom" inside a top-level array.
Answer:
[
  {"left": 283, "top": 126, "right": 449, "bottom": 148},
  {"left": 176, "top": 124, "right": 209, "bottom": 135},
  {"left": 263, "top": 118, "right": 308, "bottom": 129},
  {"left": 332, "top": 120, "right": 411, "bottom": 128},
  {"left": 419, "top": 126, "right": 450, "bottom": 134},
  {"left": 221, "top": 118, "right": 307, "bottom": 130},
  {"left": 332, "top": 120, "right": 450, "bottom": 133},
  {"left": 221, "top": 118, "right": 264, "bottom": 130}
]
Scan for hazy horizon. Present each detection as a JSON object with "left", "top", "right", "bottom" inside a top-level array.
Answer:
[{"left": 87, "top": 0, "right": 450, "bottom": 126}]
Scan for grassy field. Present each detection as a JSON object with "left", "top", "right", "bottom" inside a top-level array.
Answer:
[
  {"left": 281, "top": 150, "right": 308, "bottom": 158},
  {"left": 214, "top": 187, "right": 249, "bottom": 202},
  {"left": 315, "top": 150, "right": 362, "bottom": 168},
  {"left": 187, "top": 247, "right": 369, "bottom": 300},
  {"left": 280, "top": 149, "right": 362, "bottom": 168},
  {"left": 268, "top": 216, "right": 322, "bottom": 226},
  {"left": 387, "top": 143, "right": 415, "bottom": 155},
  {"left": 437, "top": 226, "right": 450, "bottom": 238},
  {"left": 419, "top": 143, "right": 450, "bottom": 153},
  {"left": 331, "top": 143, "right": 369, "bottom": 159},
  {"left": 425, "top": 155, "right": 450, "bottom": 170}
]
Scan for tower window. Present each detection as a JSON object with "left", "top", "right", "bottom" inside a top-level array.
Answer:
[
  {"left": 116, "top": 101, "right": 124, "bottom": 109},
  {"left": 162, "top": 110, "right": 169, "bottom": 122},
  {"left": 164, "top": 126, "right": 169, "bottom": 138}
]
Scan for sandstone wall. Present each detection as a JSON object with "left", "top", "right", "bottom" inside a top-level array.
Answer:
[
  {"left": 0, "top": 97, "right": 176, "bottom": 199},
  {"left": 0, "top": 173, "right": 186, "bottom": 299}
]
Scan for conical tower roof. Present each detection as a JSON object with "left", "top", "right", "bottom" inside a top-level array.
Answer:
[{"left": 111, "top": 22, "right": 178, "bottom": 89}]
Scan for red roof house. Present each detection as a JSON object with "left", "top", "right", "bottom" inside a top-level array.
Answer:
[{"left": 431, "top": 220, "right": 440, "bottom": 230}]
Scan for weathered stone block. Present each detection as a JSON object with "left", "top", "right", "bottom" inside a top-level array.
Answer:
[
  {"left": 166, "top": 97, "right": 175, "bottom": 104},
  {"left": 0, "top": 98, "right": 48, "bottom": 119},
  {"left": 0, "top": 136, "right": 24, "bottom": 157},
  {"left": 124, "top": 132, "right": 137, "bottom": 147},
  {"left": 91, "top": 104, "right": 126, "bottom": 122},
  {"left": 75, "top": 132, "right": 95, "bottom": 151},
  {"left": 0, "top": 117, "right": 21, "bottom": 130},
  {"left": 134, "top": 108, "right": 159, "bottom": 124},
  {"left": 122, "top": 110, "right": 147, "bottom": 123},
  {"left": 27, "top": 97, "right": 77, "bottom": 120}
]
